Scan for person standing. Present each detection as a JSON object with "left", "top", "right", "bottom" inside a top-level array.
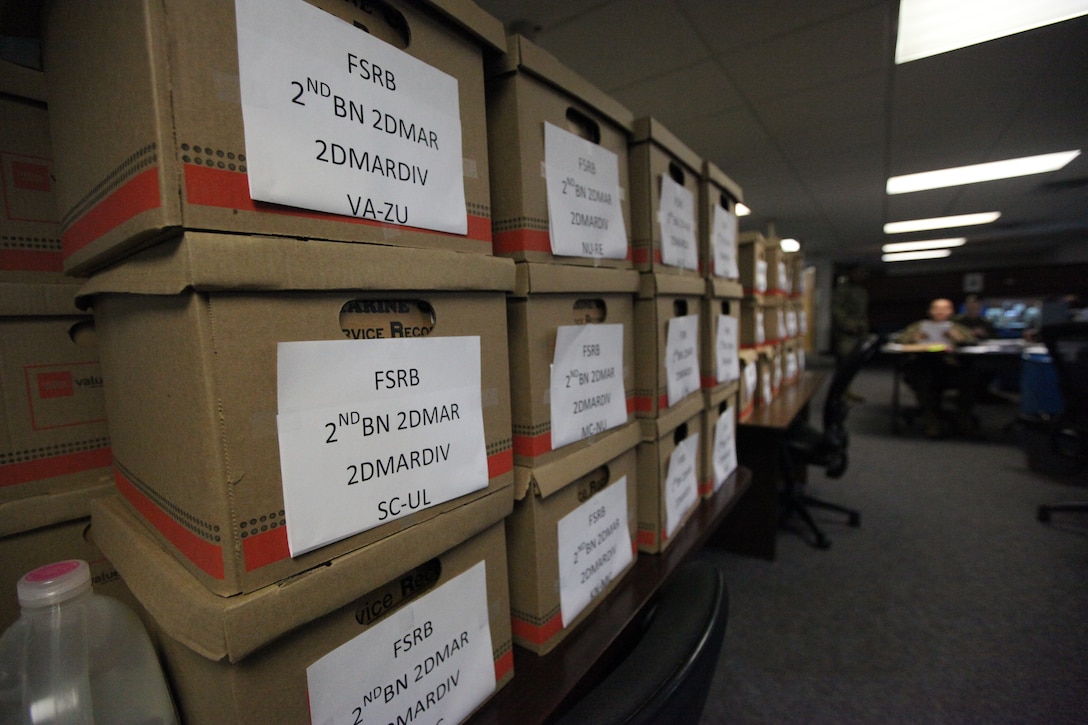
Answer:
[{"left": 831, "top": 265, "right": 870, "bottom": 401}]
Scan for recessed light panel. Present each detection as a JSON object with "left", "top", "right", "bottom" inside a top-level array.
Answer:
[
  {"left": 886, "top": 151, "right": 1081, "bottom": 194},
  {"left": 882, "top": 249, "right": 954, "bottom": 262},
  {"left": 882, "top": 238, "right": 966, "bottom": 253},
  {"left": 884, "top": 212, "right": 1000, "bottom": 234}
]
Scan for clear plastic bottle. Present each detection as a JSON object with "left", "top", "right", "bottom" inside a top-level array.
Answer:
[{"left": 0, "top": 559, "right": 178, "bottom": 724}]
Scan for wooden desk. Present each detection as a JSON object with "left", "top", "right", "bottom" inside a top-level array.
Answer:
[
  {"left": 713, "top": 371, "right": 829, "bottom": 560},
  {"left": 468, "top": 466, "right": 752, "bottom": 725}
]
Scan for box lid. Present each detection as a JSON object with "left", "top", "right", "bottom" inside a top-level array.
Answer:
[
  {"left": 91, "top": 487, "right": 511, "bottom": 663},
  {"left": 0, "top": 280, "right": 84, "bottom": 316},
  {"left": 630, "top": 117, "right": 703, "bottom": 174},
  {"left": 702, "top": 160, "right": 744, "bottom": 204},
  {"left": 637, "top": 394, "right": 703, "bottom": 442},
  {"left": 423, "top": 0, "right": 507, "bottom": 53},
  {"left": 76, "top": 233, "right": 516, "bottom": 306},
  {"left": 637, "top": 272, "right": 707, "bottom": 299},
  {"left": 0, "top": 59, "right": 45, "bottom": 101},
  {"left": 708, "top": 278, "right": 744, "bottom": 299},
  {"left": 512, "top": 262, "right": 640, "bottom": 297},
  {"left": 491, "top": 34, "right": 634, "bottom": 132},
  {"left": 513, "top": 420, "right": 640, "bottom": 500}
]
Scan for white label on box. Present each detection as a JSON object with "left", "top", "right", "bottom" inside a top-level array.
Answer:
[
  {"left": 550, "top": 324, "right": 627, "bottom": 450},
  {"left": 786, "top": 349, "right": 799, "bottom": 381},
  {"left": 307, "top": 561, "right": 495, "bottom": 725},
  {"left": 658, "top": 175, "right": 698, "bottom": 270},
  {"left": 276, "top": 337, "right": 487, "bottom": 556},
  {"left": 755, "top": 308, "right": 765, "bottom": 346},
  {"left": 713, "top": 407, "right": 738, "bottom": 493},
  {"left": 761, "top": 368, "right": 774, "bottom": 405},
  {"left": 787, "top": 309, "right": 798, "bottom": 337},
  {"left": 711, "top": 205, "right": 738, "bottom": 279},
  {"left": 744, "top": 361, "right": 758, "bottom": 406},
  {"left": 800, "top": 309, "right": 808, "bottom": 335},
  {"left": 715, "top": 314, "right": 740, "bottom": 385},
  {"left": 235, "top": 0, "right": 467, "bottom": 235},
  {"left": 665, "top": 314, "right": 700, "bottom": 407},
  {"left": 756, "top": 259, "right": 768, "bottom": 293},
  {"left": 556, "top": 479, "right": 632, "bottom": 627},
  {"left": 664, "top": 433, "right": 699, "bottom": 539},
  {"left": 777, "top": 261, "right": 788, "bottom": 291},
  {"left": 544, "top": 122, "right": 628, "bottom": 259},
  {"left": 777, "top": 309, "right": 788, "bottom": 340}
]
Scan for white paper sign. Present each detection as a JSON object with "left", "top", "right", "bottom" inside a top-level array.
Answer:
[
  {"left": 715, "top": 315, "right": 740, "bottom": 385},
  {"left": 755, "top": 309, "right": 765, "bottom": 345},
  {"left": 277, "top": 337, "right": 487, "bottom": 556},
  {"left": 550, "top": 324, "right": 627, "bottom": 449},
  {"left": 711, "top": 205, "right": 739, "bottom": 279},
  {"left": 307, "top": 561, "right": 495, "bottom": 725},
  {"left": 786, "top": 349, "right": 798, "bottom": 382},
  {"left": 664, "top": 433, "right": 699, "bottom": 539},
  {"left": 777, "top": 309, "right": 788, "bottom": 340},
  {"left": 756, "top": 259, "right": 768, "bottom": 293},
  {"left": 235, "top": 0, "right": 467, "bottom": 234},
  {"left": 713, "top": 407, "right": 738, "bottom": 493},
  {"left": 557, "top": 479, "right": 632, "bottom": 626},
  {"left": 743, "top": 361, "right": 758, "bottom": 407},
  {"left": 800, "top": 309, "right": 808, "bottom": 335},
  {"left": 658, "top": 175, "right": 698, "bottom": 270},
  {"left": 544, "top": 122, "right": 628, "bottom": 259},
  {"left": 761, "top": 368, "right": 774, "bottom": 406},
  {"left": 786, "top": 309, "right": 798, "bottom": 337},
  {"left": 665, "top": 314, "right": 700, "bottom": 407},
  {"left": 777, "top": 261, "right": 789, "bottom": 292}
]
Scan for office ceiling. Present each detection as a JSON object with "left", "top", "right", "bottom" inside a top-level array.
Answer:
[{"left": 474, "top": 0, "right": 1088, "bottom": 269}]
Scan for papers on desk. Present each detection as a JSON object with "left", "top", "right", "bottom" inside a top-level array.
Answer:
[{"left": 883, "top": 342, "right": 950, "bottom": 353}]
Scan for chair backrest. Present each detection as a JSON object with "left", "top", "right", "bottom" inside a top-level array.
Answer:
[
  {"left": 822, "top": 333, "right": 880, "bottom": 432},
  {"left": 1040, "top": 322, "right": 1088, "bottom": 460},
  {"left": 552, "top": 558, "right": 729, "bottom": 725}
]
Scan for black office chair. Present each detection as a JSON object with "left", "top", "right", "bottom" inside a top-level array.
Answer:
[
  {"left": 780, "top": 334, "right": 880, "bottom": 549},
  {"left": 551, "top": 558, "right": 728, "bottom": 725},
  {"left": 1035, "top": 321, "right": 1088, "bottom": 522}
]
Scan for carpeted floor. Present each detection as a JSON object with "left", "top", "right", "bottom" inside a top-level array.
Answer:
[{"left": 698, "top": 359, "right": 1088, "bottom": 724}]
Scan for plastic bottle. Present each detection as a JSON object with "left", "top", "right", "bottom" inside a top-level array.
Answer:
[{"left": 0, "top": 559, "right": 178, "bottom": 724}]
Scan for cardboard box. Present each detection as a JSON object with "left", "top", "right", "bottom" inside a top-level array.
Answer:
[
  {"left": 700, "top": 278, "right": 744, "bottom": 394},
  {"left": 633, "top": 273, "right": 707, "bottom": 420},
  {"left": 43, "top": 0, "right": 506, "bottom": 275},
  {"left": 507, "top": 263, "right": 638, "bottom": 467},
  {"left": 507, "top": 421, "right": 640, "bottom": 654},
  {"left": 763, "top": 303, "right": 789, "bottom": 346},
  {"left": 739, "top": 298, "right": 766, "bottom": 349},
  {"left": 0, "top": 515, "right": 140, "bottom": 633},
  {"left": 636, "top": 407, "right": 702, "bottom": 553},
  {"left": 76, "top": 232, "right": 516, "bottom": 595},
  {"left": 738, "top": 231, "right": 767, "bottom": 298},
  {"left": 784, "top": 251, "right": 806, "bottom": 297},
  {"left": 0, "top": 62, "right": 63, "bottom": 275},
  {"left": 765, "top": 241, "right": 790, "bottom": 298},
  {"left": 738, "top": 348, "right": 759, "bottom": 421},
  {"left": 1, "top": 280, "right": 112, "bottom": 533},
  {"left": 699, "top": 160, "right": 744, "bottom": 281},
  {"left": 700, "top": 388, "right": 739, "bottom": 500},
  {"left": 91, "top": 495, "right": 513, "bottom": 725},
  {"left": 486, "top": 34, "right": 635, "bottom": 268},
  {"left": 628, "top": 117, "right": 703, "bottom": 277},
  {"left": 757, "top": 345, "right": 778, "bottom": 407}
]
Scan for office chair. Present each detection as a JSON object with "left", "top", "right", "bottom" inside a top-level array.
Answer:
[
  {"left": 1035, "top": 321, "right": 1088, "bottom": 522},
  {"left": 551, "top": 558, "right": 728, "bottom": 725},
  {"left": 780, "top": 334, "right": 880, "bottom": 549}
]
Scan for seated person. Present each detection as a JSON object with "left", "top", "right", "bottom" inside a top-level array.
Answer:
[
  {"left": 953, "top": 294, "right": 996, "bottom": 340},
  {"left": 895, "top": 298, "right": 977, "bottom": 437}
]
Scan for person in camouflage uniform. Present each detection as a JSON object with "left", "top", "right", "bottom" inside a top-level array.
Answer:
[{"left": 831, "top": 266, "right": 870, "bottom": 401}]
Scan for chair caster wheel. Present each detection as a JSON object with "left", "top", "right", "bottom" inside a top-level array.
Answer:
[
  {"left": 1037, "top": 507, "right": 1051, "bottom": 523},
  {"left": 848, "top": 512, "right": 861, "bottom": 527},
  {"left": 815, "top": 535, "right": 831, "bottom": 550}
]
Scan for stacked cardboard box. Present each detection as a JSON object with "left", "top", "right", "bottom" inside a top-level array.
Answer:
[
  {"left": 37, "top": 1, "right": 520, "bottom": 721},
  {"left": 487, "top": 35, "right": 642, "bottom": 653}
]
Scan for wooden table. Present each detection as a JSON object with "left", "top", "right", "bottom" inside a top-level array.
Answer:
[
  {"left": 468, "top": 466, "right": 752, "bottom": 725},
  {"left": 712, "top": 371, "right": 829, "bottom": 560}
]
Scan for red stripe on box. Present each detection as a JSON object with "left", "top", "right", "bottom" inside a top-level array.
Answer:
[
  {"left": 0, "top": 249, "right": 63, "bottom": 273},
  {"left": 494, "top": 649, "right": 514, "bottom": 680},
  {"left": 511, "top": 612, "right": 563, "bottom": 645},
  {"left": 637, "top": 529, "right": 656, "bottom": 547},
  {"left": 1, "top": 446, "right": 111, "bottom": 486},
  {"left": 242, "top": 526, "right": 290, "bottom": 571},
  {"left": 513, "top": 431, "right": 551, "bottom": 457},
  {"left": 114, "top": 468, "right": 224, "bottom": 580},
  {"left": 701, "top": 375, "right": 718, "bottom": 388},
  {"left": 184, "top": 165, "right": 492, "bottom": 243},
  {"left": 699, "top": 479, "right": 714, "bottom": 497},
  {"left": 62, "top": 167, "right": 161, "bottom": 257},
  {"left": 488, "top": 448, "right": 513, "bottom": 478},
  {"left": 493, "top": 228, "right": 550, "bottom": 254},
  {"left": 739, "top": 400, "right": 755, "bottom": 421}
]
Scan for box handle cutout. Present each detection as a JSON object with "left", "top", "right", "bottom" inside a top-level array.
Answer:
[
  {"left": 68, "top": 320, "right": 97, "bottom": 348},
  {"left": 565, "top": 107, "right": 601, "bottom": 144},
  {"left": 576, "top": 465, "right": 612, "bottom": 502},
  {"left": 573, "top": 298, "right": 607, "bottom": 324},
  {"left": 719, "top": 191, "right": 738, "bottom": 210},
  {"left": 673, "top": 299, "right": 688, "bottom": 317},
  {"left": 668, "top": 161, "right": 685, "bottom": 186},
  {"left": 339, "top": 299, "right": 436, "bottom": 340},
  {"left": 351, "top": 0, "right": 411, "bottom": 49},
  {"left": 673, "top": 422, "right": 688, "bottom": 445},
  {"left": 719, "top": 399, "right": 730, "bottom": 415},
  {"left": 720, "top": 300, "right": 732, "bottom": 315}
]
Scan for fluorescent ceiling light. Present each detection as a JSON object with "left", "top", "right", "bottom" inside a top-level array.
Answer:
[
  {"left": 780, "top": 238, "right": 801, "bottom": 253},
  {"left": 883, "top": 237, "right": 966, "bottom": 253},
  {"left": 884, "top": 212, "right": 1000, "bottom": 234},
  {"left": 883, "top": 249, "right": 953, "bottom": 262},
  {"left": 735, "top": 203, "right": 751, "bottom": 217},
  {"left": 896, "top": 0, "right": 1088, "bottom": 63},
  {"left": 886, "top": 150, "right": 1080, "bottom": 194}
]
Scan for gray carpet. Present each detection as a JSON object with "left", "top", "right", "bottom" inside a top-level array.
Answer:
[{"left": 698, "top": 359, "right": 1088, "bottom": 724}]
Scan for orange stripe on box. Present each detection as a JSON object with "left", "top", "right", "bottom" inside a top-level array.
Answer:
[
  {"left": 494, "top": 649, "right": 514, "bottom": 680},
  {"left": 184, "top": 164, "right": 492, "bottom": 243},
  {"left": 0, "top": 249, "right": 63, "bottom": 273},
  {"left": 1, "top": 446, "right": 112, "bottom": 487},
  {"left": 114, "top": 468, "right": 224, "bottom": 580},
  {"left": 699, "top": 479, "right": 713, "bottom": 497},
  {"left": 242, "top": 526, "right": 290, "bottom": 572},
  {"left": 487, "top": 448, "right": 514, "bottom": 478},
  {"left": 701, "top": 375, "right": 718, "bottom": 389},
  {"left": 512, "top": 431, "right": 551, "bottom": 457},
  {"left": 511, "top": 611, "right": 564, "bottom": 646},
  {"left": 739, "top": 401, "right": 755, "bottom": 421},
  {"left": 62, "top": 167, "right": 161, "bottom": 258},
  {"left": 633, "top": 395, "right": 654, "bottom": 414},
  {"left": 637, "top": 529, "right": 656, "bottom": 547},
  {"left": 493, "top": 227, "right": 550, "bottom": 254}
]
